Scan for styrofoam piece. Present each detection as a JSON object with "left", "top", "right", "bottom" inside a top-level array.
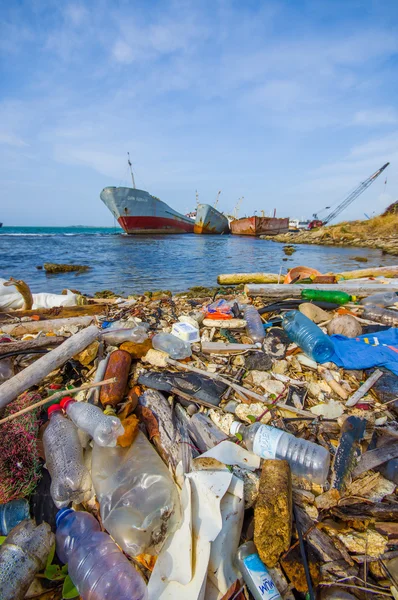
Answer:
[
  {"left": 200, "top": 441, "right": 260, "bottom": 471},
  {"left": 171, "top": 322, "right": 200, "bottom": 343}
]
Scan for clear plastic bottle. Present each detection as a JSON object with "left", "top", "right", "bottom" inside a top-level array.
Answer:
[
  {"left": 362, "top": 304, "right": 398, "bottom": 327},
  {"left": 235, "top": 541, "right": 281, "bottom": 600},
  {"left": 360, "top": 291, "right": 398, "bottom": 307},
  {"left": 0, "top": 499, "right": 30, "bottom": 535},
  {"left": 243, "top": 305, "right": 265, "bottom": 343},
  {"left": 282, "top": 310, "right": 334, "bottom": 363},
  {"left": 56, "top": 508, "right": 147, "bottom": 600},
  {"left": 300, "top": 289, "right": 354, "bottom": 305},
  {"left": 0, "top": 519, "right": 54, "bottom": 600},
  {"left": 60, "top": 397, "right": 124, "bottom": 447},
  {"left": 43, "top": 405, "right": 92, "bottom": 508},
  {"left": 230, "top": 421, "right": 330, "bottom": 485},
  {"left": 102, "top": 325, "right": 149, "bottom": 346},
  {"left": 152, "top": 332, "right": 192, "bottom": 360},
  {"left": 91, "top": 431, "right": 181, "bottom": 557}
]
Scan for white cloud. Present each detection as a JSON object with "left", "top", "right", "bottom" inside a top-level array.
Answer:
[
  {"left": 112, "top": 40, "right": 135, "bottom": 64},
  {"left": 353, "top": 108, "right": 398, "bottom": 126},
  {"left": 64, "top": 4, "right": 88, "bottom": 26},
  {"left": 0, "top": 132, "right": 28, "bottom": 147}
]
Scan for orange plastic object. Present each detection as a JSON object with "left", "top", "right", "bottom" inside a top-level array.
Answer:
[
  {"left": 283, "top": 266, "right": 322, "bottom": 284},
  {"left": 99, "top": 350, "right": 132, "bottom": 408},
  {"left": 205, "top": 312, "right": 232, "bottom": 320}
]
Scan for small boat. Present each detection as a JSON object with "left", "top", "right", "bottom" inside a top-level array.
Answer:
[
  {"left": 194, "top": 204, "right": 230, "bottom": 234},
  {"left": 230, "top": 216, "right": 289, "bottom": 236},
  {"left": 100, "top": 155, "right": 194, "bottom": 234}
]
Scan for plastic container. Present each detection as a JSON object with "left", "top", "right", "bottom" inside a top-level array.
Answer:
[
  {"left": 235, "top": 541, "right": 282, "bottom": 600},
  {"left": 300, "top": 289, "right": 354, "bottom": 305},
  {"left": 243, "top": 305, "right": 265, "bottom": 343},
  {"left": 91, "top": 431, "right": 181, "bottom": 557},
  {"left": 56, "top": 508, "right": 147, "bottom": 600},
  {"left": 60, "top": 397, "right": 124, "bottom": 447},
  {"left": 43, "top": 405, "right": 92, "bottom": 508},
  {"left": 282, "top": 310, "right": 334, "bottom": 363},
  {"left": 0, "top": 519, "right": 54, "bottom": 600},
  {"left": 102, "top": 325, "right": 149, "bottom": 345},
  {"left": 362, "top": 304, "right": 398, "bottom": 327},
  {"left": 171, "top": 321, "right": 200, "bottom": 342},
  {"left": 152, "top": 332, "right": 192, "bottom": 360},
  {"left": 230, "top": 421, "right": 330, "bottom": 485},
  {"left": 360, "top": 291, "right": 398, "bottom": 307},
  {"left": 0, "top": 499, "right": 30, "bottom": 535}
]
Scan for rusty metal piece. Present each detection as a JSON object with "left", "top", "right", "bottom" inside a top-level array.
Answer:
[
  {"left": 99, "top": 349, "right": 131, "bottom": 408},
  {"left": 331, "top": 416, "right": 366, "bottom": 492},
  {"left": 230, "top": 216, "right": 289, "bottom": 236}
]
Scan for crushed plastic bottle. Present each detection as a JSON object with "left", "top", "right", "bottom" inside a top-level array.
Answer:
[
  {"left": 235, "top": 541, "right": 282, "bottom": 600},
  {"left": 43, "top": 405, "right": 92, "bottom": 508},
  {"left": 243, "top": 305, "right": 265, "bottom": 343},
  {"left": 56, "top": 508, "right": 148, "bottom": 600},
  {"left": 300, "top": 289, "right": 354, "bottom": 305},
  {"left": 360, "top": 291, "right": 398, "bottom": 307},
  {"left": 102, "top": 325, "right": 149, "bottom": 345},
  {"left": 230, "top": 421, "right": 330, "bottom": 485},
  {"left": 0, "top": 499, "right": 30, "bottom": 535},
  {"left": 152, "top": 332, "right": 192, "bottom": 360},
  {"left": 362, "top": 304, "right": 398, "bottom": 327},
  {"left": 282, "top": 310, "right": 334, "bottom": 363},
  {"left": 0, "top": 519, "right": 54, "bottom": 600},
  {"left": 91, "top": 431, "right": 182, "bottom": 557},
  {"left": 60, "top": 397, "right": 124, "bottom": 447}
]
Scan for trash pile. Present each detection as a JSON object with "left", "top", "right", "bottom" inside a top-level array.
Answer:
[{"left": 0, "top": 275, "right": 398, "bottom": 600}]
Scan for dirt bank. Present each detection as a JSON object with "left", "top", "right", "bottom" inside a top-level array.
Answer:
[{"left": 262, "top": 214, "right": 398, "bottom": 256}]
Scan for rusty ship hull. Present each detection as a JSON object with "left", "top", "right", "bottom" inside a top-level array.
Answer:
[
  {"left": 100, "top": 187, "right": 194, "bottom": 234},
  {"left": 230, "top": 216, "right": 289, "bottom": 236},
  {"left": 194, "top": 203, "right": 230, "bottom": 234}
]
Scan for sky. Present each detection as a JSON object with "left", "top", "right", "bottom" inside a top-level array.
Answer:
[{"left": 1, "top": 0, "right": 398, "bottom": 226}]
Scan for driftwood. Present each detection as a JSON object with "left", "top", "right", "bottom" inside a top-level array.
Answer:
[
  {"left": 0, "top": 303, "right": 107, "bottom": 322},
  {"left": 0, "top": 336, "right": 66, "bottom": 356},
  {"left": 0, "top": 324, "right": 100, "bottom": 409},
  {"left": 332, "top": 265, "right": 398, "bottom": 279},
  {"left": 352, "top": 441, "right": 398, "bottom": 477},
  {"left": 217, "top": 272, "right": 281, "bottom": 285},
  {"left": 331, "top": 503, "right": 398, "bottom": 522},
  {"left": 0, "top": 316, "right": 94, "bottom": 336},
  {"left": 245, "top": 283, "right": 398, "bottom": 298}
]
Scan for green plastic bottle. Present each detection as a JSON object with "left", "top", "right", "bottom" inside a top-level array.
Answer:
[{"left": 300, "top": 289, "right": 355, "bottom": 305}]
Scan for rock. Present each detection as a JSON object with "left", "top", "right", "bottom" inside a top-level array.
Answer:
[
  {"left": 272, "top": 359, "right": 288, "bottom": 375},
  {"left": 350, "top": 256, "right": 368, "bottom": 262},
  {"left": 120, "top": 338, "right": 153, "bottom": 359},
  {"left": 235, "top": 403, "right": 272, "bottom": 424},
  {"left": 263, "top": 328, "right": 290, "bottom": 359},
  {"left": 254, "top": 459, "right": 292, "bottom": 567},
  {"left": 245, "top": 352, "right": 273, "bottom": 371},
  {"left": 43, "top": 263, "right": 90, "bottom": 273},
  {"left": 310, "top": 400, "right": 345, "bottom": 419},
  {"left": 73, "top": 340, "right": 99, "bottom": 366},
  {"left": 299, "top": 303, "right": 331, "bottom": 324},
  {"left": 142, "top": 349, "right": 169, "bottom": 367},
  {"left": 327, "top": 315, "right": 362, "bottom": 337}
]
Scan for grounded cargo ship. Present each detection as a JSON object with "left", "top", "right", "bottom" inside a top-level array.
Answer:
[
  {"left": 194, "top": 203, "right": 230, "bottom": 234},
  {"left": 230, "top": 216, "right": 289, "bottom": 236}
]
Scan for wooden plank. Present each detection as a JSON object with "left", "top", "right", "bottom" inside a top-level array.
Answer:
[
  {"left": 245, "top": 283, "right": 398, "bottom": 298},
  {"left": 0, "top": 303, "right": 107, "bottom": 322},
  {"left": 218, "top": 272, "right": 280, "bottom": 285},
  {"left": 0, "top": 316, "right": 94, "bottom": 336},
  {"left": 352, "top": 441, "right": 398, "bottom": 477}
]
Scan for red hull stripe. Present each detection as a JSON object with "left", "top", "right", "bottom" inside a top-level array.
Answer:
[{"left": 118, "top": 216, "right": 194, "bottom": 234}]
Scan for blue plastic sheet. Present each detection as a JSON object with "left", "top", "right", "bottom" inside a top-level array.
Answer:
[{"left": 330, "top": 328, "right": 398, "bottom": 375}]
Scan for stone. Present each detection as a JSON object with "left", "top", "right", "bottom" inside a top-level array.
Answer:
[
  {"left": 327, "top": 315, "right": 362, "bottom": 337},
  {"left": 254, "top": 459, "right": 292, "bottom": 567},
  {"left": 299, "top": 302, "right": 331, "bottom": 324},
  {"left": 43, "top": 263, "right": 90, "bottom": 273},
  {"left": 245, "top": 352, "right": 273, "bottom": 372}
]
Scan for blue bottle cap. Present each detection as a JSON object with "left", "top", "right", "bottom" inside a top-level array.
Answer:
[{"left": 56, "top": 507, "right": 74, "bottom": 528}]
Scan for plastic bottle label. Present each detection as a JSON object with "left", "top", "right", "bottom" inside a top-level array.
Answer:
[
  {"left": 253, "top": 425, "right": 284, "bottom": 459},
  {"left": 243, "top": 553, "right": 281, "bottom": 600}
]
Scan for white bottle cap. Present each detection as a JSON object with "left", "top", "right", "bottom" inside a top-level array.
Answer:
[{"left": 230, "top": 421, "right": 243, "bottom": 436}]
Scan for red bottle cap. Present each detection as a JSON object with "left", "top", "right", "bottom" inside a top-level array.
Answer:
[
  {"left": 60, "top": 397, "right": 75, "bottom": 410},
  {"left": 48, "top": 404, "right": 62, "bottom": 418}
]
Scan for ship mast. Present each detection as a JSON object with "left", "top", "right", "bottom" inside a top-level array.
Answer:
[{"left": 127, "top": 152, "right": 136, "bottom": 189}]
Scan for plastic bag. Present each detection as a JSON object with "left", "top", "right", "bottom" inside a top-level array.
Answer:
[{"left": 0, "top": 279, "right": 77, "bottom": 310}]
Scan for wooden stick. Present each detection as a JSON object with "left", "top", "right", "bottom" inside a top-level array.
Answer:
[
  {"left": 0, "top": 316, "right": 95, "bottom": 336},
  {"left": 218, "top": 272, "right": 280, "bottom": 285},
  {"left": 0, "top": 324, "right": 100, "bottom": 409},
  {"left": 0, "top": 377, "right": 117, "bottom": 425},
  {"left": 345, "top": 369, "right": 384, "bottom": 407},
  {"left": 0, "top": 336, "right": 66, "bottom": 356},
  {"left": 245, "top": 283, "right": 398, "bottom": 298}
]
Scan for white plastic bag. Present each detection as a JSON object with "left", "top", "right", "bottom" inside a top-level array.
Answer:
[{"left": 0, "top": 279, "right": 77, "bottom": 310}]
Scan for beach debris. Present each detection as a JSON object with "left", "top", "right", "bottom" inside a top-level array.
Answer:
[
  {"left": 345, "top": 368, "right": 384, "bottom": 407},
  {"left": 327, "top": 314, "right": 363, "bottom": 337},
  {"left": 99, "top": 349, "right": 131, "bottom": 408},
  {"left": 43, "top": 262, "right": 90, "bottom": 273}
]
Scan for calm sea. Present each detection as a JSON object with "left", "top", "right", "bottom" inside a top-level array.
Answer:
[{"left": 0, "top": 226, "right": 395, "bottom": 295}]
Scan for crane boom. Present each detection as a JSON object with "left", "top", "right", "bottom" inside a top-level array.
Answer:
[{"left": 309, "top": 162, "right": 390, "bottom": 229}]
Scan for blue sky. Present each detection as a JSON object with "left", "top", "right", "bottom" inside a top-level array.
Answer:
[{"left": 1, "top": 0, "right": 397, "bottom": 226}]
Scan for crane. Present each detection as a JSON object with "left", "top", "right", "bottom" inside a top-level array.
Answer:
[
  {"left": 308, "top": 162, "right": 390, "bottom": 229},
  {"left": 213, "top": 190, "right": 222, "bottom": 209},
  {"left": 127, "top": 152, "right": 136, "bottom": 189},
  {"left": 233, "top": 197, "right": 244, "bottom": 219}
]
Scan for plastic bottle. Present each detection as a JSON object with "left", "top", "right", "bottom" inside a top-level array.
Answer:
[
  {"left": 102, "top": 325, "right": 149, "bottom": 346},
  {"left": 362, "top": 304, "right": 398, "bottom": 327},
  {"left": 230, "top": 421, "right": 330, "bottom": 485},
  {"left": 360, "top": 291, "right": 398, "bottom": 307},
  {"left": 243, "top": 305, "right": 265, "bottom": 343},
  {"left": 152, "top": 332, "right": 192, "bottom": 360},
  {"left": 60, "top": 397, "right": 124, "bottom": 447},
  {"left": 300, "top": 289, "right": 354, "bottom": 305},
  {"left": 0, "top": 519, "right": 54, "bottom": 600},
  {"left": 91, "top": 431, "right": 181, "bottom": 557},
  {"left": 282, "top": 310, "right": 334, "bottom": 363},
  {"left": 43, "top": 405, "right": 92, "bottom": 508},
  {"left": 0, "top": 499, "right": 30, "bottom": 535},
  {"left": 56, "top": 508, "right": 147, "bottom": 600},
  {"left": 235, "top": 541, "right": 282, "bottom": 600}
]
